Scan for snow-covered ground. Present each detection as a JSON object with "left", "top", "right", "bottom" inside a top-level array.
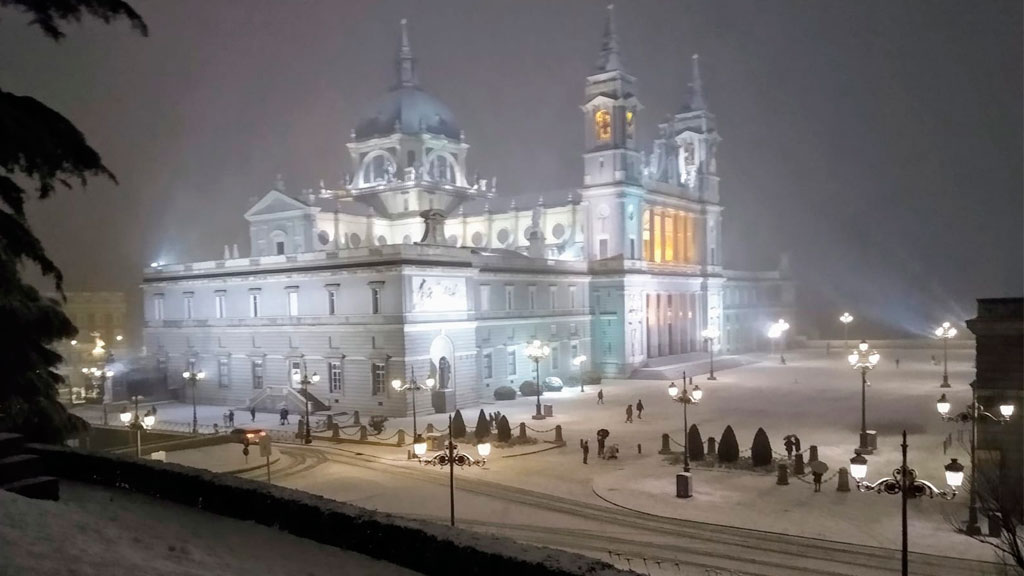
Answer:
[{"left": 0, "top": 481, "right": 423, "bottom": 576}]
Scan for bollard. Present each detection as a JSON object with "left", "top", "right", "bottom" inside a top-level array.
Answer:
[
  {"left": 658, "top": 433, "right": 672, "bottom": 455},
  {"left": 397, "top": 429, "right": 406, "bottom": 446},
  {"left": 808, "top": 445, "right": 819, "bottom": 463},
  {"left": 637, "top": 443, "right": 642, "bottom": 454},
  {"left": 836, "top": 467, "right": 851, "bottom": 492},
  {"left": 518, "top": 422, "right": 527, "bottom": 439},
  {"left": 359, "top": 425, "right": 368, "bottom": 441},
  {"left": 707, "top": 437, "right": 716, "bottom": 457},
  {"left": 326, "top": 415, "right": 334, "bottom": 428},
  {"left": 580, "top": 438, "right": 584, "bottom": 449},
  {"left": 793, "top": 453, "right": 805, "bottom": 476},
  {"left": 425, "top": 422, "right": 435, "bottom": 434},
  {"left": 555, "top": 425, "right": 563, "bottom": 443},
  {"left": 353, "top": 410, "right": 361, "bottom": 425},
  {"left": 297, "top": 418, "right": 305, "bottom": 440},
  {"left": 776, "top": 463, "right": 790, "bottom": 485},
  {"left": 331, "top": 423, "right": 340, "bottom": 438},
  {"left": 676, "top": 472, "right": 693, "bottom": 498}
]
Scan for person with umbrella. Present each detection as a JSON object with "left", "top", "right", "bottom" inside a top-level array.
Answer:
[{"left": 809, "top": 460, "right": 829, "bottom": 492}]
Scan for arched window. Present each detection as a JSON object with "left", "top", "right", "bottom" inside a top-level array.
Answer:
[
  {"left": 361, "top": 152, "right": 395, "bottom": 185},
  {"left": 594, "top": 109, "right": 611, "bottom": 141},
  {"left": 428, "top": 153, "right": 456, "bottom": 183}
]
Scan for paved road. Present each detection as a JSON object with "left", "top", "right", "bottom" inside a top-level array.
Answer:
[{"left": 237, "top": 443, "right": 1004, "bottom": 576}]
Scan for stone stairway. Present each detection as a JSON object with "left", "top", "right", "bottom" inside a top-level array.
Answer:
[{"left": 0, "top": 433, "right": 59, "bottom": 501}]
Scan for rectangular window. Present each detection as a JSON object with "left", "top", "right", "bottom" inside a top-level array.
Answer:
[
  {"left": 328, "top": 290, "right": 337, "bottom": 315},
  {"left": 569, "top": 286, "right": 577, "bottom": 309},
  {"left": 570, "top": 323, "right": 578, "bottom": 335},
  {"left": 599, "top": 238, "right": 609, "bottom": 259},
  {"left": 218, "top": 357, "right": 230, "bottom": 388},
  {"left": 550, "top": 323, "right": 557, "bottom": 336},
  {"left": 629, "top": 237, "right": 636, "bottom": 260},
  {"left": 288, "top": 291, "right": 299, "bottom": 316},
  {"left": 289, "top": 359, "right": 302, "bottom": 386},
  {"left": 371, "top": 362, "right": 387, "bottom": 395},
  {"left": 371, "top": 287, "right": 382, "bottom": 314},
  {"left": 252, "top": 360, "right": 264, "bottom": 389},
  {"left": 570, "top": 341, "right": 579, "bottom": 360},
  {"left": 483, "top": 352, "right": 493, "bottom": 379},
  {"left": 479, "top": 285, "right": 491, "bottom": 312},
  {"left": 505, "top": 285, "right": 514, "bottom": 311},
  {"left": 551, "top": 347, "right": 560, "bottom": 370},
  {"left": 215, "top": 294, "right": 226, "bottom": 319},
  {"left": 184, "top": 295, "right": 194, "bottom": 319},
  {"left": 249, "top": 294, "right": 260, "bottom": 318},
  {"left": 507, "top": 349, "right": 517, "bottom": 376},
  {"left": 275, "top": 241, "right": 285, "bottom": 255},
  {"left": 528, "top": 286, "right": 536, "bottom": 310},
  {"left": 549, "top": 285, "right": 557, "bottom": 309},
  {"left": 329, "top": 361, "right": 343, "bottom": 393},
  {"left": 154, "top": 296, "right": 164, "bottom": 320}
]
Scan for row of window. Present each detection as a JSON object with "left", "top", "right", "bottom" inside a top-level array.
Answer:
[
  {"left": 479, "top": 341, "right": 580, "bottom": 380},
  {"left": 479, "top": 284, "right": 580, "bottom": 312},
  {"left": 181, "top": 356, "right": 384, "bottom": 395},
  {"left": 152, "top": 286, "right": 382, "bottom": 320}
]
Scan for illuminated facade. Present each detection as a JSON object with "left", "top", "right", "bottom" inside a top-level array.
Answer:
[{"left": 140, "top": 11, "right": 792, "bottom": 416}]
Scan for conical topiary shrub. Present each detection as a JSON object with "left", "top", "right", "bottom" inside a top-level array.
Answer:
[
  {"left": 496, "top": 415, "right": 512, "bottom": 442},
  {"left": 688, "top": 424, "right": 705, "bottom": 461},
  {"left": 474, "top": 409, "right": 491, "bottom": 441},
  {"left": 450, "top": 409, "right": 467, "bottom": 438},
  {"left": 751, "top": 427, "right": 773, "bottom": 467},
  {"left": 718, "top": 425, "right": 739, "bottom": 463}
]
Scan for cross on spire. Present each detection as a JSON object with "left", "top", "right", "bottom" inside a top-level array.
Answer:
[
  {"left": 688, "top": 53, "right": 707, "bottom": 111},
  {"left": 396, "top": 18, "right": 417, "bottom": 87},
  {"left": 596, "top": 4, "right": 624, "bottom": 72}
]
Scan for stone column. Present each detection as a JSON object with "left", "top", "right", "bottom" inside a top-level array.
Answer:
[
  {"left": 646, "top": 293, "right": 656, "bottom": 358},
  {"left": 659, "top": 293, "right": 670, "bottom": 357}
]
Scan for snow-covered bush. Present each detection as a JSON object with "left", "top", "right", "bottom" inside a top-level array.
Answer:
[
  {"left": 493, "top": 386, "right": 517, "bottom": 401},
  {"left": 519, "top": 380, "right": 541, "bottom": 397},
  {"left": 542, "top": 377, "right": 563, "bottom": 392}
]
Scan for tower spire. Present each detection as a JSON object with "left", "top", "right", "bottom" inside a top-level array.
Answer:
[
  {"left": 396, "top": 18, "right": 417, "bottom": 87},
  {"left": 596, "top": 4, "right": 624, "bottom": 72},
  {"left": 688, "top": 53, "right": 706, "bottom": 111}
]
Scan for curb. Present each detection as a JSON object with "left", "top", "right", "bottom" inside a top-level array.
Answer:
[
  {"left": 222, "top": 456, "right": 281, "bottom": 475},
  {"left": 500, "top": 441, "right": 566, "bottom": 459}
]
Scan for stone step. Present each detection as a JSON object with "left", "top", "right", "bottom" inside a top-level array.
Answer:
[
  {"left": 0, "top": 433, "right": 25, "bottom": 459},
  {"left": 0, "top": 454, "right": 44, "bottom": 485},
  {"left": 2, "top": 476, "right": 60, "bottom": 501}
]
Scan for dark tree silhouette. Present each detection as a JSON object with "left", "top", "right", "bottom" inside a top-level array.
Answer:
[
  {"left": 751, "top": 427, "right": 773, "bottom": 467},
  {"left": 687, "top": 424, "right": 705, "bottom": 461},
  {"left": 473, "top": 409, "right": 490, "bottom": 441},
  {"left": 450, "top": 409, "right": 467, "bottom": 439},
  {"left": 496, "top": 415, "right": 512, "bottom": 442},
  {"left": 0, "top": 1, "right": 146, "bottom": 443},
  {"left": 718, "top": 425, "right": 739, "bottom": 463}
]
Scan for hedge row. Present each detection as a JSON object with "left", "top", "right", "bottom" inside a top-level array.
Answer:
[{"left": 26, "top": 444, "right": 628, "bottom": 576}]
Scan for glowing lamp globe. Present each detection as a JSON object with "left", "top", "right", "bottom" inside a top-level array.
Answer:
[
  {"left": 290, "top": 371, "right": 301, "bottom": 384},
  {"left": 391, "top": 379, "right": 402, "bottom": 391},
  {"left": 81, "top": 368, "right": 89, "bottom": 374},
  {"left": 667, "top": 382, "right": 679, "bottom": 398},
  {"left": 70, "top": 339, "right": 78, "bottom": 346},
  {"left": 425, "top": 378, "right": 436, "bottom": 389},
  {"left": 311, "top": 372, "right": 320, "bottom": 383},
  {"left": 858, "top": 340, "right": 869, "bottom": 352},
  {"left": 1000, "top": 403, "right": 1015, "bottom": 418},
  {"left": 119, "top": 409, "right": 132, "bottom": 425},
  {"left": 936, "top": 394, "right": 951, "bottom": 416},
  {"left": 477, "top": 442, "right": 491, "bottom": 458},
  {"left": 944, "top": 458, "right": 965, "bottom": 488},
  {"left": 182, "top": 370, "right": 191, "bottom": 379},
  {"left": 413, "top": 438, "right": 428, "bottom": 457},
  {"left": 868, "top": 352, "right": 881, "bottom": 365},
  {"left": 104, "top": 370, "right": 114, "bottom": 378},
  {"left": 142, "top": 414, "right": 156, "bottom": 428},
  {"left": 847, "top": 353, "right": 859, "bottom": 365},
  {"left": 849, "top": 453, "right": 868, "bottom": 481},
  {"left": 691, "top": 385, "right": 703, "bottom": 402},
  {"left": 197, "top": 370, "right": 206, "bottom": 380}
]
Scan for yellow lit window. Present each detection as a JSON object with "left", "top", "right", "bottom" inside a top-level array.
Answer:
[{"left": 595, "top": 110, "right": 611, "bottom": 140}]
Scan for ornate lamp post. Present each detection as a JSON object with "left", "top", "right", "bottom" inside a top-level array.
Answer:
[
  {"left": 934, "top": 321, "right": 957, "bottom": 388},
  {"left": 768, "top": 319, "right": 790, "bottom": 364},
  {"left": 391, "top": 368, "right": 437, "bottom": 457},
  {"left": 839, "top": 312, "right": 853, "bottom": 348},
  {"left": 701, "top": 326, "right": 720, "bottom": 380},
  {"left": 421, "top": 414, "right": 489, "bottom": 526},
  {"left": 182, "top": 368, "right": 206, "bottom": 434},
  {"left": 290, "top": 359, "right": 319, "bottom": 445},
  {"left": 668, "top": 380, "right": 703, "bottom": 473},
  {"left": 848, "top": 340, "right": 880, "bottom": 454},
  {"left": 937, "top": 390, "right": 1014, "bottom": 535},
  {"left": 119, "top": 395, "right": 156, "bottom": 457},
  {"left": 525, "top": 339, "right": 550, "bottom": 420},
  {"left": 849, "top": 431, "right": 964, "bottom": 576},
  {"left": 572, "top": 355, "right": 587, "bottom": 392},
  {"left": 82, "top": 366, "right": 114, "bottom": 404}
]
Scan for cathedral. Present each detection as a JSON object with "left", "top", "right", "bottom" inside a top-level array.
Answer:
[{"left": 140, "top": 8, "right": 793, "bottom": 417}]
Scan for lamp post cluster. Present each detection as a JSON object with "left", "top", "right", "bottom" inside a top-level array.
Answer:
[
  {"left": 848, "top": 340, "right": 880, "bottom": 454},
  {"left": 80, "top": 366, "right": 113, "bottom": 405},
  {"left": 182, "top": 369, "right": 205, "bottom": 434},
  {"left": 119, "top": 395, "right": 155, "bottom": 457},
  {"left": 392, "top": 368, "right": 436, "bottom": 457},
  {"left": 839, "top": 312, "right": 853, "bottom": 348},
  {"left": 849, "top": 431, "right": 964, "bottom": 576},
  {"left": 934, "top": 321, "right": 957, "bottom": 388},
  {"left": 525, "top": 339, "right": 550, "bottom": 420},
  {"left": 419, "top": 414, "right": 489, "bottom": 526},
  {"left": 768, "top": 319, "right": 789, "bottom": 364},
  {"left": 701, "top": 327, "right": 719, "bottom": 380},
  {"left": 290, "top": 361, "right": 319, "bottom": 445},
  {"left": 936, "top": 390, "right": 1015, "bottom": 535},
  {"left": 668, "top": 380, "right": 703, "bottom": 473}
]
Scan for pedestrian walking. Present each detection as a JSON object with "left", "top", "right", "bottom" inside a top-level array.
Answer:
[
  {"left": 895, "top": 357, "right": 900, "bottom": 369},
  {"left": 597, "top": 429, "right": 609, "bottom": 458},
  {"left": 583, "top": 440, "right": 590, "bottom": 464},
  {"left": 784, "top": 436, "right": 794, "bottom": 460},
  {"left": 250, "top": 406, "right": 256, "bottom": 422},
  {"left": 223, "top": 412, "right": 230, "bottom": 427},
  {"left": 150, "top": 405, "right": 158, "bottom": 416},
  {"left": 597, "top": 389, "right": 604, "bottom": 404},
  {"left": 228, "top": 409, "right": 235, "bottom": 427},
  {"left": 812, "top": 470, "right": 823, "bottom": 492},
  {"left": 279, "top": 407, "right": 287, "bottom": 426},
  {"left": 625, "top": 404, "right": 633, "bottom": 423},
  {"left": 636, "top": 399, "right": 644, "bottom": 420},
  {"left": 793, "top": 435, "right": 801, "bottom": 454}
]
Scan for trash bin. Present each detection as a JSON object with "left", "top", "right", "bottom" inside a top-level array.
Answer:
[
  {"left": 543, "top": 404, "right": 554, "bottom": 417},
  {"left": 676, "top": 472, "right": 693, "bottom": 498}
]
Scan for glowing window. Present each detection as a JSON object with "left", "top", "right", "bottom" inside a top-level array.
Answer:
[{"left": 595, "top": 109, "right": 611, "bottom": 141}]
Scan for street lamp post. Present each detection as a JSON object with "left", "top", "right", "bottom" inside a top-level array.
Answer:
[
  {"left": 119, "top": 395, "right": 155, "bottom": 457},
  {"left": 839, "top": 312, "right": 853, "bottom": 349},
  {"left": 937, "top": 390, "right": 1015, "bottom": 536},
  {"left": 701, "top": 327, "right": 719, "bottom": 380},
  {"left": 572, "top": 355, "right": 587, "bottom": 392},
  {"left": 768, "top": 319, "right": 790, "bottom": 364},
  {"left": 290, "top": 359, "right": 319, "bottom": 445},
  {"left": 182, "top": 369, "right": 206, "bottom": 434},
  {"left": 934, "top": 322, "right": 957, "bottom": 388},
  {"left": 420, "top": 414, "right": 489, "bottom": 526},
  {"left": 525, "top": 340, "right": 550, "bottom": 420},
  {"left": 391, "top": 368, "right": 437, "bottom": 457},
  {"left": 849, "top": 431, "right": 964, "bottom": 576},
  {"left": 668, "top": 380, "right": 703, "bottom": 473},
  {"left": 848, "top": 340, "right": 880, "bottom": 454},
  {"left": 82, "top": 366, "right": 114, "bottom": 405}
]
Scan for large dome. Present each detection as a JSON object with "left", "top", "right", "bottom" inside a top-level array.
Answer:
[{"left": 353, "top": 86, "right": 460, "bottom": 141}]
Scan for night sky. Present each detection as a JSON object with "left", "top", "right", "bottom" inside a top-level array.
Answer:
[{"left": 3, "top": 0, "right": 1021, "bottom": 339}]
